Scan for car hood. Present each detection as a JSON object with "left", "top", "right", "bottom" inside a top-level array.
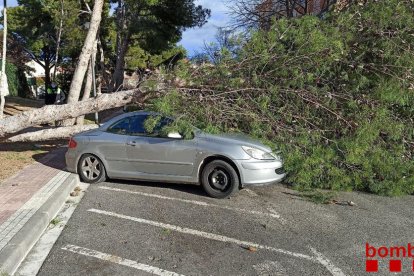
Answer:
[{"left": 198, "top": 132, "right": 272, "bottom": 152}]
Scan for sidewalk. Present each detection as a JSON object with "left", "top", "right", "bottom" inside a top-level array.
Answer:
[{"left": 0, "top": 147, "right": 79, "bottom": 275}]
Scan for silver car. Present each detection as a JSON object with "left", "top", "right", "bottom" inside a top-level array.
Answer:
[{"left": 65, "top": 111, "right": 285, "bottom": 198}]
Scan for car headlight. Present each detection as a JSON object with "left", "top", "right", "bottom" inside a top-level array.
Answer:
[
  {"left": 242, "top": 146, "right": 275, "bottom": 160},
  {"left": 270, "top": 151, "right": 283, "bottom": 162}
]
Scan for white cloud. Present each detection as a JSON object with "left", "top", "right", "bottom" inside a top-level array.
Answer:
[{"left": 180, "top": 0, "right": 232, "bottom": 55}]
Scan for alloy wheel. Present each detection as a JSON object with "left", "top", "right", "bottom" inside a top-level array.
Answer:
[{"left": 81, "top": 156, "right": 101, "bottom": 181}]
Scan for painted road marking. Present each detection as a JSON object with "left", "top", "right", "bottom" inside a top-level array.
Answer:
[
  {"left": 88, "top": 208, "right": 311, "bottom": 260},
  {"left": 310, "top": 247, "right": 347, "bottom": 276},
  {"left": 62, "top": 244, "right": 185, "bottom": 276},
  {"left": 88, "top": 208, "right": 347, "bottom": 276},
  {"left": 98, "top": 186, "right": 286, "bottom": 224},
  {"left": 253, "top": 260, "right": 287, "bottom": 276}
]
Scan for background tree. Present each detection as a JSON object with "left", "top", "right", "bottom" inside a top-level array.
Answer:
[
  {"left": 229, "top": 0, "right": 337, "bottom": 30},
  {"left": 196, "top": 27, "right": 243, "bottom": 64},
  {"left": 7, "top": 0, "right": 84, "bottom": 90},
  {"left": 0, "top": 31, "right": 31, "bottom": 99},
  {"left": 108, "top": 0, "right": 210, "bottom": 92}
]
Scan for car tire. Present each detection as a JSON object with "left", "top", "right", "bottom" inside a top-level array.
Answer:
[
  {"left": 201, "top": 160, "right": 239, "bottom": 199},
  {"left": 78, "top": 154, "right": 107, "bottom": 184}
]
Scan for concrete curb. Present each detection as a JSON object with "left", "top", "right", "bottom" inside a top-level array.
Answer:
[{"left": 0, "top": 174, "right": 79, "bottom": 275}]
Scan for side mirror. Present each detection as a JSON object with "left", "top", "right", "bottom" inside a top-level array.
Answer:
[{"left": 167, "top": 132, "right": 182, "bottom": 139}]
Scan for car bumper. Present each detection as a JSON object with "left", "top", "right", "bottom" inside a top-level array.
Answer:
[
  {"left": 238, "top": 159, "right": 286, "bottom": 186},
  {"left": 65, "top": 150, "right": 78, "bottom": 174}
]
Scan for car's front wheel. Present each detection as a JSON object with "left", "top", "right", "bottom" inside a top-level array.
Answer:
[
  {"left": 78, "top": 154, "right": 107, "bottom": 184},
  {"left": 201, "top": 160, "right": 239, "bottom": 199}
]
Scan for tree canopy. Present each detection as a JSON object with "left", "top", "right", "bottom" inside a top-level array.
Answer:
[
  {"left": 7, "top": 0, "right": 85, "bottom": 88},
  {"left": 109, "top": 0, "right": 210, "bottom": 91}
]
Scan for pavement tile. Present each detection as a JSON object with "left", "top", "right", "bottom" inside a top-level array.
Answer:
[{"left": 0, "top": 148, "right": 67, "bottom": 226}]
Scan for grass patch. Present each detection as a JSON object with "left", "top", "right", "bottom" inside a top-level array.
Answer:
[
  {"left": 0, "top": 141, "right": 65, "bottom": 184},
  {"left": 50, "top": 217, "right": 61, "bottom": 226}
]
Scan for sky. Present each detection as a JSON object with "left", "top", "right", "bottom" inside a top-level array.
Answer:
[
  {"left": 2, "top": 0, "right": 231, "bottom": 56},
  {"left": 178, "top": 0, "right": 232, "bottom": 55},
  {"left": 2, "top": 0, "right": 17, "bottom": 8}
]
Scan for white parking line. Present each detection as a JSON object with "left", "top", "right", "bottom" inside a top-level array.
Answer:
[
  {"left": 89, "top": 208, "right": 312, "bottom": 260},
  {"left": 253, "top": 260, "right": 287, "bottom": 276},
  {"left": 309, "top": 247, "right": 347, "bottom": 276},
  {"left": 98, "top": 186, "right": 286, "bottom": 224},
  {"left": 62, "top": 244, "right": 185, "bottom": 276},
  {"left": 88, "top": 208, "right": 347, "bottom": 276}
]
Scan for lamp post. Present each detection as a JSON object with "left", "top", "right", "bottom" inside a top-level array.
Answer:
[{"left": 0, "top": 0, "right": 9, "bottom": 119}]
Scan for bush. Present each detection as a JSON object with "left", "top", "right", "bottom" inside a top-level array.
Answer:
[
  {"left": 4, "top": 61, "right": 30, "bottom": 98},
  {"left": 146, "top": 0, "right": 414, "bottom": 196}
]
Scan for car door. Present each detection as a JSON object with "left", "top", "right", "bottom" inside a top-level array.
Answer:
[
  {"left": 96, "top": 117, "right": 130, "bottom": 177},
  {"left": 125, "top": 115, "right": 198, "bottom": 177}
]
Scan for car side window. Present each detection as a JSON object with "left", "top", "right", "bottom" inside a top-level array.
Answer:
[
  {"left": 107, "top": 118, "right": 130, "bottom": 135},
  {"left": 129, "top": 115, "right": 148, "bottom": 136},
  {"left": 153, "top": 117, "right": 173, "bottom": 136}
]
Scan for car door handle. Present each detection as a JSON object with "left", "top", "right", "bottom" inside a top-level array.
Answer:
[{"left": 127, "top": 141, "right": 137, "bottom": 146}]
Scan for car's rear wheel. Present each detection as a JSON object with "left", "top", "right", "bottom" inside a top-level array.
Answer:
[
  {"left": 201, "top": 160, "right": 239, "bottom": 199},
  {"left": 78, "top": 154, "right": 106, "bottom": 184}
]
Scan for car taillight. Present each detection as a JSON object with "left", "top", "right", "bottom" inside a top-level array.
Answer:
[{"left": 68, "top": 137, "right": 77, "bottom": 149}]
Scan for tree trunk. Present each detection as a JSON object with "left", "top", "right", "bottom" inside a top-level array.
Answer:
[
  {"left": 0, "top": 93, "right": 4, "bottom": 119},
  {"left": 0, "top": 88, "right": 145, "bottom": 138},
  {"left": 44, "top": 63, "right": 52, "bottom": 90},
  {"left": 111, "top": 32, "right": 130, "bottom": 92},
  {"left": 63, "top": 0, "right": 104, "bottom": 126},
  {"left": 53, "top": 0, "right": 64, "bottom": 81},
  {"left": 97, "top": 36, "right": 106, "bottom": 94},
  {"left": 76, "top": 59, "right": 94, "bottom": 125},
  {"left": 111, "top": 0, "right": 128, "bottom": 92},
  {"left": 0, "top": 0, "right": 9, "bottom": 119},
  {"left": 0, "top": 75, "right": 7, "bottom": 120},
  {"left": 66, "top": 0, "right": 104, "bottom": 105},
  {"left": 7, "top": 124, "right": 99, "bottom": 142}
]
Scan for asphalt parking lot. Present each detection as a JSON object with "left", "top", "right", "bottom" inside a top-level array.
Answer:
[{"left": 35, "top": 180, "right": 414, "bottom": 276}]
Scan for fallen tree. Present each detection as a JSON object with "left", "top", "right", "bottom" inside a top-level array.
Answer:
[
  {"left": 7, "top": 124, "right": 99, "bottom": 142},
  {"left": 0, "top": 88, "right": 147, "bottom": 138}
]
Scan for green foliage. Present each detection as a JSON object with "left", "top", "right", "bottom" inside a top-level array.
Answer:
[
  {"left": 143, "top": 114, "right": 194, "bottom": 139},
  {"left": 9, "top": 0, "right": 84, "bottom": 56},
  {"left": 50, "top": 217, "right": 61, "bottom": 226},
  {"left": 107, "top": 0, "right": 209, "bottom": 70},
  {"left": 121, "top": 0, "right": 210, "bottom": 51},
  {"left": 146, "top": 0, "right": 414, "bottom": 196},
  {"left": 143, "top": 115, "right": 162, "bottom": 134},
  {"left": 4, "top": 61, "right": 30, "bottom": 97},
  {"left": 8, "top": 0, "right": 87, "bottom": 88},
  {"left": 125, "top": 44, "right": 186, "bottom": 71}
]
